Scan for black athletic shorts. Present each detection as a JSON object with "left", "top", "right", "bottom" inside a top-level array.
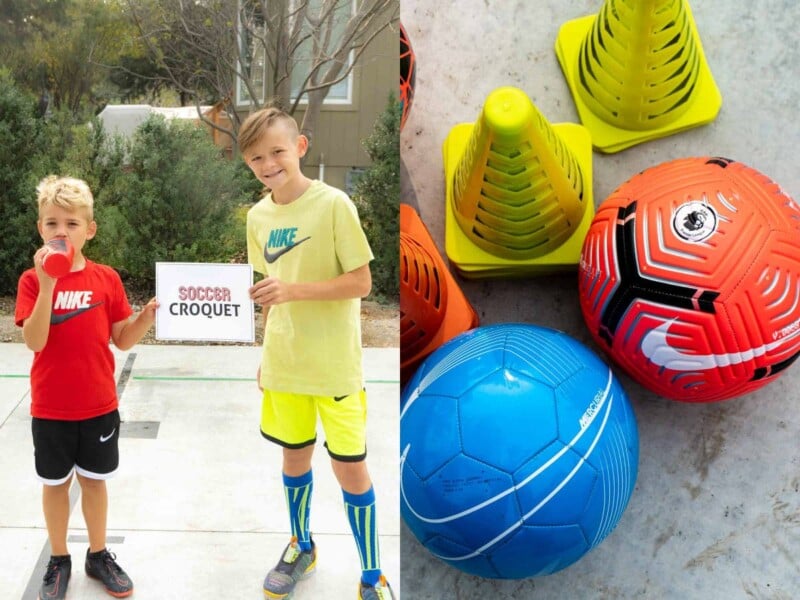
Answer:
[{"left": 31, "top": 409, "right": 121, "bottom": 485}]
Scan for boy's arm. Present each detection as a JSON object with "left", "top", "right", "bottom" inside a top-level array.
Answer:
[
  {"left": 22, "top": 285, "right": 56, "bottom": 352},
  {"left": 248, "top": 263, "right": 371, "bottom": 307},
  {"left": 111, "top": 298, "right": 159, "bottom": 351},
  {"left": 21, "top": 247, "right": 58, "bottom": 352}
]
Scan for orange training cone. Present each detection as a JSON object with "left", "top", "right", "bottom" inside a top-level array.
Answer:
[
  {"left": 555, "top": 0, "right": 722, "bottom": 153},
  {"left": 442, "top": 86, "right": 594, "bottom": 278},
  {"left": 400, "top": 203, "right": 478, "bottom": 385}
]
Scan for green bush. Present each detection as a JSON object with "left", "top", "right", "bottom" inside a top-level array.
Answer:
[
  {"left": 0, "top": 80, "right": 130, "bottom": 294},
  {"left": 0, "top": 78, "right": 260, "bottom": 296},
  {"left": 90, "top": 115, "right": 255, "bottom": 295},
  {"left": 354, "top": 95, "right": 401, "bottom": 302},
  {"left": 0, "top": 69, "right": 45, "bottom": 295}
]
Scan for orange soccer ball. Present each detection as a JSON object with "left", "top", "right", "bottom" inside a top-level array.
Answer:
[
  {"left": 400, "top": 23, "right": 416, "bottom": 131},
  {"left": 579, "top": 157, "right": 800, "bottom": 402}
]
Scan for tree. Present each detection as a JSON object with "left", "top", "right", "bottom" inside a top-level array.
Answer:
[
  {"left": 124, "top": 0, "right": 398, "bottom": 151},
  {"left": 0, "top": 0, "right": 67, "bottom": 102},
  {"left": 353, "top": 95, "right": 400, "bottom": 301},
  {"left": 0, "top": 0, "right": 145, "bottom": 115},
  {"left": 123, "top": 0, "right": 237, "bottom": 108}
]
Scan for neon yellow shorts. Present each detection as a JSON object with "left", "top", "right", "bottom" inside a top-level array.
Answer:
[{"left": 260, "top": 388, "right": 367, "bottom": 461}]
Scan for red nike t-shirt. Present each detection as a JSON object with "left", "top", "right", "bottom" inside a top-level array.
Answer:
[{"left": 15, "top": 260, "right": 133, "bottom": 420}]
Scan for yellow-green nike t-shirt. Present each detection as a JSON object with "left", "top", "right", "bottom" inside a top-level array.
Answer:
[{"left": 246, "top": 180, "right": 374, "bottom": 396}]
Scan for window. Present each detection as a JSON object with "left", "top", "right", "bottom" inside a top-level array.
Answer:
[
  {"left": 289, "top": 0, "right": 354, "bottom": 104},
  {"left": 236, "top": 3, "right": 265, "bottom": 105},
  {"left": 236, "top": 0, "right": 355, "bottom": 107},
  {"left": 345, "top": 167, "right": 367, "bottom": 196}
]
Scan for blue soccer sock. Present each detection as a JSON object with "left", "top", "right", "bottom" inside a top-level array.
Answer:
[
  {"left": 343, "top": 486, "right": 382, "bottom": 586},
  {"left": 283, "top": 470, "right": 313, "bottom": 551}
]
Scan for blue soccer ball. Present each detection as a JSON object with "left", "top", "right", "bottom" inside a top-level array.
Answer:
[{"left": 400, "top": 323, "right": 639, "bottom": 579}]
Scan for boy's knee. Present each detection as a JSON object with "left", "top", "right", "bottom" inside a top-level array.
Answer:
[
  {"left": 76, "top": 474, "right": 106, "bottom": 490},
  {"left": 282, "top": 446, "right": 314, "bottom": 475},
  {"left": 42, "top": 477, "right": 72, "bottom": 495},
  {"left": 332, "top": 459, "right": 371, "bottom": 494}
]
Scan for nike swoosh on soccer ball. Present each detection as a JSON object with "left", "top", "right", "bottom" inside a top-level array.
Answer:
[
  {"left": 50, "top": 302, "right": 104, "bottom": 325},
  {"left": 263, "top": 236, "right": 311, "bottom": 264},
  {"left": 641, "top": 319, "right": 800, "bottom": 370},
  {"left": 99, "top": 428, "right": 116, "bottom": 442}
]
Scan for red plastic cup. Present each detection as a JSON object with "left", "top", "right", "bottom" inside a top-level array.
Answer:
[{"left": 42, "top": 238, "right": 75, "bottom": 278}]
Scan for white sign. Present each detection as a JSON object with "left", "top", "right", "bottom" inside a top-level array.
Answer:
[{"left": 155, "top": 262, "right": 255, "bottom": 343}]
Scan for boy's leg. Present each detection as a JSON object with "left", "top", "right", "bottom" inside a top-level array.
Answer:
[
  {"left": 40, "top": 484, "right": 73, "bottom": 600},
  {"left": 331, "top": 460, "right": 382, "bottom": 583},
  {"left": 261, "top": 391, "right": 319, "bottom": 598},
  {"left": 333, "top": 460, "right": 395, "bottom": 598},
  {"left": 75, "top": 474, "right": 107, "bottom": 552},
  {"left": 42, "top": 478, "right": 73, "bottom": 556},
  {"left": 282, "top": 446, "right": 315, "bottom": 551},
  {"left": 319, "top": 390, "right": 394, "bottom": 597},
  {"left": 33, "top": 417, "right": 78, "bottom": 599},
  {"left": 268, "top": 397, "right": 317, "bottom": 547},
  {"left": 75, "top": 410, "right": 133, "bottom": 598},
  {"left": 283, "top": 445, "right": 315, "bottom": 476},
  {"left": 75, "top": 409, "right": 118, "bottom": 553},
  {"left": 33, "top": 417, "right": 79, "bottom": 556}
]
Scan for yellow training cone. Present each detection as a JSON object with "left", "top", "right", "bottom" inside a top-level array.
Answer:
[
  {"left": 555, "top": 0, "right": 722, "bottom": 153},
  {"left": 443, "top": 86, "right": 594, "bottom": 278}
]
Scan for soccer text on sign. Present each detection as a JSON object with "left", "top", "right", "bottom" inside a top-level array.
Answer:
[{"left": 155, "top": 262, "right": 255, "bottom": 343}]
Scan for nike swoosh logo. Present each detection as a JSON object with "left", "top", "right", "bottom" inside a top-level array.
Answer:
[
  {"left": 264, "top": 236, "right": 311, "bottom": 264},
  {"left": 50, "top": 302, "right": 104, "bottom": 325},
  {"left": 99, "top": 428, "right": 116, "bottom": 442},
  {"left": 641, "top": 319, "right": 800, "bottom": 371}
]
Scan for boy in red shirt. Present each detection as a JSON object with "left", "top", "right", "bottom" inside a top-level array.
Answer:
[{"left": 15, "top": 175, "right": 158, "bottom": 600}]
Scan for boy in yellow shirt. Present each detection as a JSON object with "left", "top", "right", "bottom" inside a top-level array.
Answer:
[{"left": 241, "top": 107, "right": 394, "bottom": 600}]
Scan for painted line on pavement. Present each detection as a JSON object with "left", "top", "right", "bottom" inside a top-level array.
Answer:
[
  {"left": 1, "top": 374, "right": 400, "bottom": 384},
  {"left": 132, "top": 375, "right": 399, "bottom": 384},
  {"left": 116, "top": 353, "right": 137, "bottom": 398},
  {"left": 68, "top": 534, "right": 125, "bottom": 544}
]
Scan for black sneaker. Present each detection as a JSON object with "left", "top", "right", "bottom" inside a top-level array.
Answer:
[
  {"left": 39, "top": 555, "right": 71, "bottom": 600},
  {"left": 85, "top": 548, "right": 134, "bottom": 598}
]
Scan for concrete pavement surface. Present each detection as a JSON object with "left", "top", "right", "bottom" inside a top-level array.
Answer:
[{"left": 0, "top": 344, "right": 399, "bottom": 599}]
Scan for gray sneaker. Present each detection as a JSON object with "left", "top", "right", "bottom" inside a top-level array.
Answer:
[
  {"left": 358, "top": 575, "right": 396, "bottom": 600},
  {"left": 263, "top": 537, "right": 316, "bottom": 599}
]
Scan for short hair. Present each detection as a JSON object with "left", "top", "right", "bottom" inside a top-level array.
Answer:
[
  {"left": 36, "top": 175, "right": 94, "bottom": 221},
  {"left": 238, "top": 106, "right": 300, "bottom": 155}
]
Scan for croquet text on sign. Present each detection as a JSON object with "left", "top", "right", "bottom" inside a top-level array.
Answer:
[{"left": 155, "top": 262, "right": 255, "bottom": 342}]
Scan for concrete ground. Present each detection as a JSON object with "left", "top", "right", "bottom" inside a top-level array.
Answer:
[
  {"left": 0, "top": 344, "right": 399, "bottom": 599},
  {"left": 401, "top": 1, "right": 800, "bottom": 598}
]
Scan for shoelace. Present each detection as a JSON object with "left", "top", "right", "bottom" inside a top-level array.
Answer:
[
  {"left": 42, "top": 559, "right": 64, "bottom": 585},
  {"left": 98, "top": 551, "right": 124, "bottom": 573},
  {"left": 282, "top": 540, "right": 301, "bottom": 564}
]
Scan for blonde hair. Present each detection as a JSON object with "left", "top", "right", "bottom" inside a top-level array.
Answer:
[
  {"left": 238, "top": 105, "right": 300, "bottom": 155},
  {"left": 36, "top": 175, "right": 94, "bottom": 221}
]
